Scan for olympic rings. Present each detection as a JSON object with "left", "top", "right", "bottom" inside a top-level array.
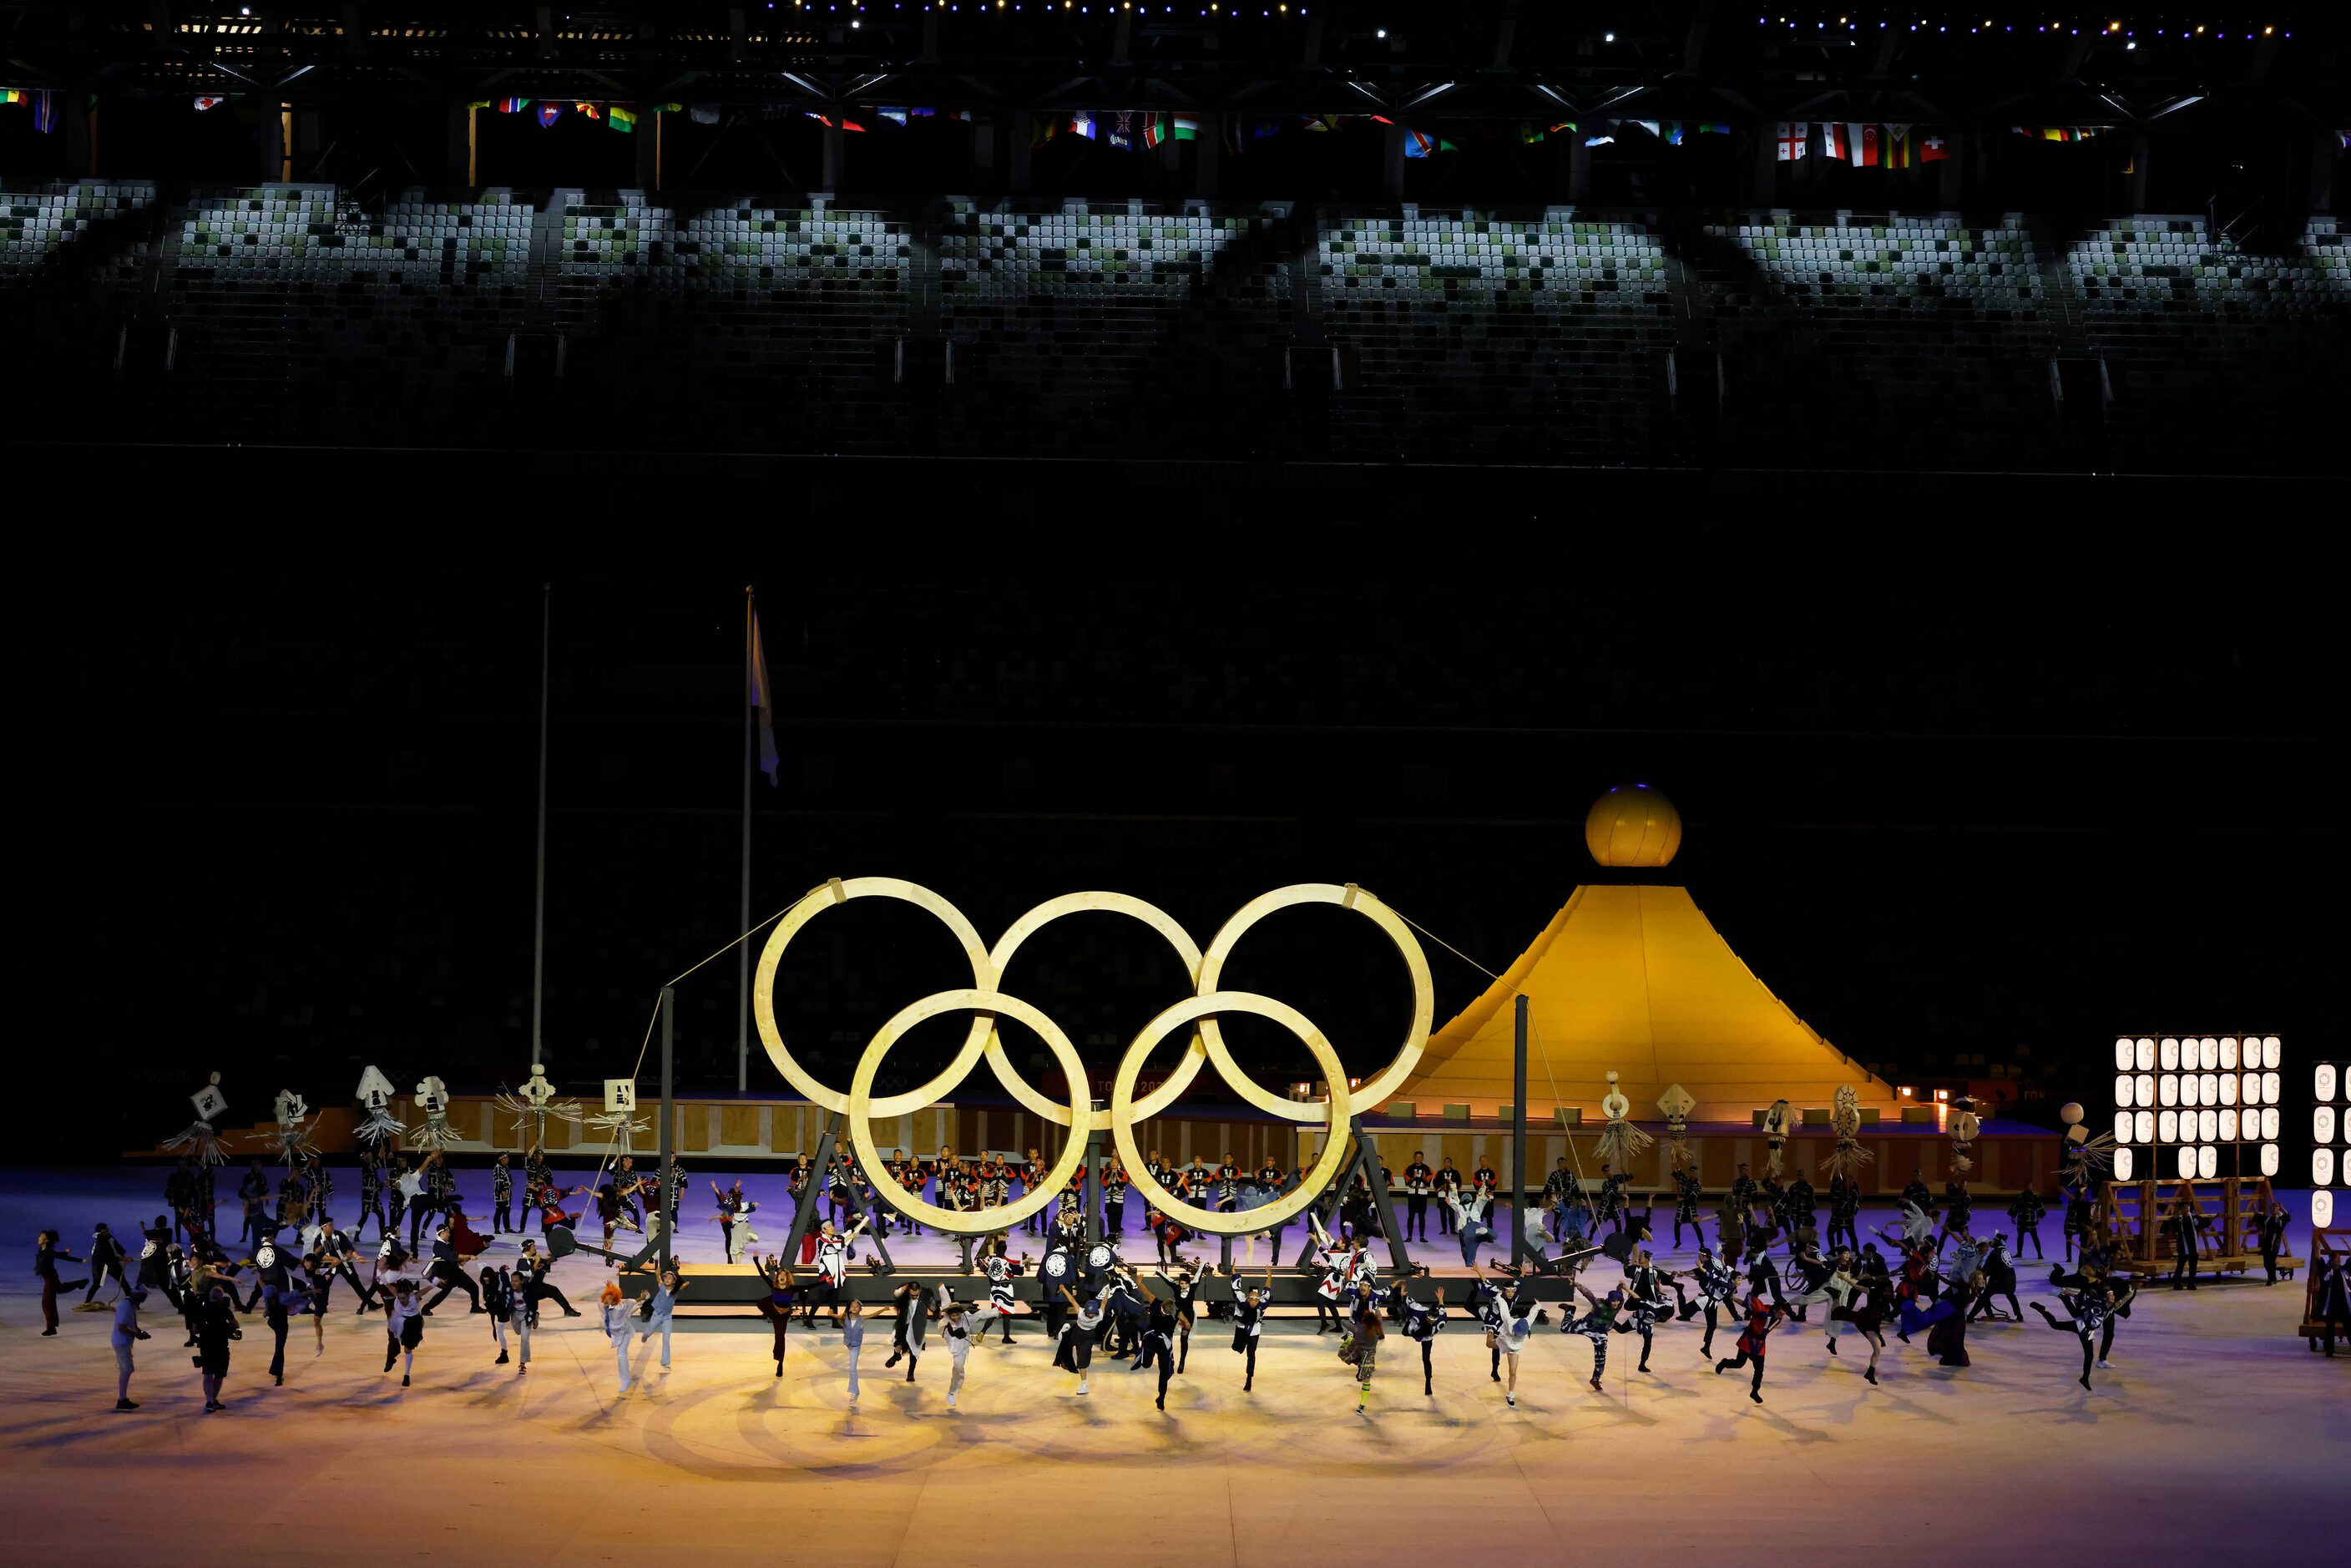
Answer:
[
  {"left": 1110, "top": 992, "right": 1354, "bottom": 1237},
  {"left": 751, "top": 878, "right": 993, "bottom": 1119},
  {"left": 848, "top": 989, "right": 1093, "bottom": 1235},
  {"left": 753, "top": 878, "right": 1433, "bottom": 1237}
]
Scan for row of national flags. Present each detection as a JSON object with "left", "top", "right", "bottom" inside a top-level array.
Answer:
[
  {"left": 470, "top": 99, "right": 680, "bottom": 131},
  {"left": 1774, "top": 123, "right": 1954, "bottom": 164}
]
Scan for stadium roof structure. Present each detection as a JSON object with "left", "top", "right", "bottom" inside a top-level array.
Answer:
[{"left": 0, "top": 2, "right": 2342, "bottom": 133}]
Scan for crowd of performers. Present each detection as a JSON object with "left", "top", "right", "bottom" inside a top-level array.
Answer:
[{"left": 32, "top": 1146, "right": 2345, "bottom": 1415}]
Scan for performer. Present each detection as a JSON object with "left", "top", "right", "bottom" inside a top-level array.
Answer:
[
  {"left": 1054, "top": 1283, "right": 1105, "bottom": 1396},
  {"left": 2060, "top": 1177, "right": 2096, "bottom": 1263},
  {"left": 595, "top": 1282, "right": 635, "bottom": 1394},
  {"left": 192, "top": 1280, "right": 242, "bottom": 1412},
  {"left": 1665, "top": 1166, "right": 1703, "bottom": 1250},
  {"left": 422, "top": 1222, "right": 482, "bottom": 1315},
  {"left": 1388, "top": 1272, "right": 1444, "bottom": 1395},
  {"left": 382, "top": 1277, "right": 423, "bottom": 1387},
  {"left": 2031, "top": 1262, "right": 2137, "bottom": 1390},
  {"left": 1716, "top": 1188, "right": 1748, "bottom": 1262},
  {"left": 1489, "top": 1290, "right": 1535, "bottom": 1407},
  {"left": 1130, "top": 1286, "right": 1182, "bottom": 1411},
  {"left": 2259, "top": 1201, "right": 2291, "bottom": 1286},
  {"left": 634, "top": 1264, "right": 685, "bottom": 1375},
  {"left": 295, "top": 1252, "right": 331, "bottom": 1358},
  {"left": 98, "top": 1276, "right": 153, "bottom": 1414},
  {"left": 1687, "top": 1245, "right": 1740, "bottom": 1359},
  {"left": 1940, "top": 1176, "right": 1974, "bottom": 1250},
  {"left": 355, "top": 1151, "right": 385, "bottom": 1241},
  {"left": 2006, "top": 1184, "right": 2045, "bottom": 1260},
  {"left": 1620, "top": 1248, "right": 1685, "bottom": 1373},
  {"left": 35, "top": 1229, "right": 86, "bottom": 1336},
  {"left": 753, "top": 1258, "right": 798, "bottom": 1378},
  {"left": 1827, "top": 1175, "right": 1862, "bottom": 1255},
  {"left": 2166, "top": 1191, "right": 2208, "bottom": 1290},
  {"left": 1340, "top": 1295, "right": 1383, "bottom": 1412},
  {"left": 1448, "top": 1187, "right": 1496, "bottom": 1268},
  {"left": 1742, "top": 1238, "right": 1792, "bottom": 1315},
  {"left": 1433, "top": 1158, "right": 1463, "bottom": 1237},
  {"left": 514, "top": 1237, "right": 579, "bottom": 1318},
  {"left": 803, "top": 1215, "right": 868, "bottom": 1327},
  {"left": 1713, "top": 1289, "right": 1787, "bottom": 1403},
  {"left": 1021, "top": 1149, "right": 1049, "bottom": 1237},
  {"left": 480, "top": 1266, "right": 513, "bottom": 1366},
  {"left": 1399, "top": 1151, "right": 1434, "bottom": 1242},
  {"left": 1158, "top": 1259, "right": 1207, "bottom": 1373},
  {"left": 506, "top": 1257, "right": 536, "bottom": 1373},
  {"left": 235, "top": 1160, "right": 271, "bottom": 1247},
  {"left": 1827, "top": 1252, "right": 1891, "bottom": 1385},
  {"left": 1969, "top": 1233, "right": 2023, "bottom": 1323},
  {"left": 824, "top": 1155, "right": 852, "bottom": 1226},
  {"left": 81, "top": 1220, "right": 127, "bottom": 1306},
  {"left": 1728, "top": 1164, "right": 1761, "bottom": 1227},
  {"left": 1103, "top": 1159, "right": 1129, "bottom": 1235},
  {"left": 841, "top": 1296, "right": 867, "bottom": 1402},
  {"left": 2308, "top": 1252, "right": 2350, "bottom": 1357},
  {"left": 710, "top": 1179, "right": 743, "bottom": 1265},
  {"left": 1231, "top": 1262, "right": 1275, "bottom": 1391},
  {"left": 883, "top": 1279, "right": 936, "bottom": 1382}
]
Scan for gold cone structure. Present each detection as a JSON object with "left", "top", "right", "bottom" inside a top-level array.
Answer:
[{"left": 1394, "top": 883, "right": 1898, "bottom": 1124}]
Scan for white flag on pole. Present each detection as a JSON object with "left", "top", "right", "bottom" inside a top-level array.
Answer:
[{"left": 750, "top": 608, "right": 780, "bottom": 785}]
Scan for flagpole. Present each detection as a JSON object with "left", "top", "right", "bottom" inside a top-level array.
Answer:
[
  {"left": 737, "top": 584, "right": 754, "bottom": 1094},
  {"left": 531, "top": 581, "right": 551, "bottom": 1070}
]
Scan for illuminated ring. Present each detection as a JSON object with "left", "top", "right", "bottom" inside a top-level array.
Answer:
[
  {"left": 1114, "top": 991, "right": 1354, "bottom": 1236},
  {"left": 1193, "top": 883, "right": 1434, "bottom": 1118},
  {"left": 979, "top": 891, "right": 1206, "bottom": 1133},
  {"left": 847, "top": 988, "right": 1092, "bottom": 1236},
  {"left": 751, "top": 878, "right": 993, "bottom": 1117}
]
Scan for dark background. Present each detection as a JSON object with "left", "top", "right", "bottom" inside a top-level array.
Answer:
[{"left": 8, "top": 524, "right": 2343, "bottom": 1167}]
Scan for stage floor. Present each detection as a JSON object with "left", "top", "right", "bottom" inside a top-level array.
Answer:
[{"left": 6, "top": 1168, "right": 2343, "bottom": 1562}]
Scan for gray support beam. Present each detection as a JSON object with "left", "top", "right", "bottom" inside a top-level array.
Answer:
[
  {"left": 260, "top": 106, "right": 286, "bottom": 183},
  {"left": 1009, "top": 112, "right": 1032, "bottom": 195},
  {"left": 657, "top": 985, "right": 675, "bottom": 1272},
  {"left": 1196, "top": 113, "right": 1220, "bottom": 197},
  {"left": 821, "top": 121, "right": 845, "bottom": 193},
  {"left": 1568, "top": 132, "right": 1592, "bottom": 203},
  {"left": 63, "top": 95, "right": 94, "bottom": 177},
  {"left": 2125, "top": 133, "right": 2148, "bottom": 213},
  {"left": 1511, "top": 994, "right": 1529, "bottom": 1263},
  {"left": 445, "top": 102, "right": 473, "bottom": 186},
  {"left": 1382, "top": 123, "right": 1406, "bottom": 200},
  {"left": 1939, "top": 130, "right": 1965, "bottom": 209},
  {"left": 1750, "top": 125, "right": 1777, "bottom": 205},
  {"left": 637, "top": 109, "right": 661, "bottom": 190},
  {"left": 2310, "top": 129, "right": 2336, "bottom": 217}
]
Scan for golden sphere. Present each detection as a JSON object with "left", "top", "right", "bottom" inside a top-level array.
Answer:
[{"left": 1585, "top": 784, "right": 1682, "bottom": 867}]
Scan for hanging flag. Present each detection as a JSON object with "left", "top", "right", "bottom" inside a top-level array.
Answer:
[
  {"left": 576, "top": 102, "right": 602, "bottom": 120},
  {"left": 1666, "top": 123, "right": 1686, "bottom": 146},
  {"left": 1775, "top": 122, "right": 1807, "bottom": 161},
  {"left": 1404, "top": 127, "right": 1458, "bottom": 158},
  {"left": 0, "top": 89, "right": 26, "bottom": 104},
  {"left": 1109, "top": 110, "right": 1135, "bottom": 151},
  {"left": 1633, "top": 120, "right": 1662, "bottom": 139},
  {"left": 495, "top": 98, "right": 532, "bottom": 115},
  {"left": 1029, "top": 114, "right": 1058, "bottom": 148},
  {"left": 749, "top": 607, "right": 780, "bottom": 787},
  {"left": 1822, "top": 124, "right": 1852, "bottom": 161},
  {"left": 690, "top": 103, "right": 720, "bottom": 125},
  {"left": 1883, "top": 124, "right": 1917, "bottom": 169},
  {"left": 876, "top": 106, "right": 910, "bottom": 126},
  {"left": 32, "top": 89, "right": 58, "bottom": 134},
  {"left": 1170, "top": 114, "right": 1199, "bottom": 142},
  {"left": 195, "top": 94, "right": 227, "bottom": 112},
  {"left": 1919, "top": 130, "right": 1950, "bottom": 162},
  {"left": 1301, "top": 114, "right": 1343, "bottom": 133},
  {"left": 1858, "top": 124, "right": 1882, "bottom": 166},
  {"left": 1697, "top": 122, "right": 1731, "bottom": 136},
  {"left": 1069, "top": 111, "right": 1097, "bottom": 141},
  {"left": 538, "top": 103, "right": 565, "bottom": 128},
  {"left": 1140, "top": 114, "right": 1165, "bottom": 149},
  {"left": 609, "top": 104, "right": 637, "bottom": 133}
]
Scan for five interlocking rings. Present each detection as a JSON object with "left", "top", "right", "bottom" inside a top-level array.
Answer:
[{"left": 751, "top": 880, "right": 1435, "bottom": 1236}]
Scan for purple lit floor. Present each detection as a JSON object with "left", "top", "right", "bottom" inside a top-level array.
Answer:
[{"left": 6, "top": 1166, "right": 2345, "bottom": 1563}]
